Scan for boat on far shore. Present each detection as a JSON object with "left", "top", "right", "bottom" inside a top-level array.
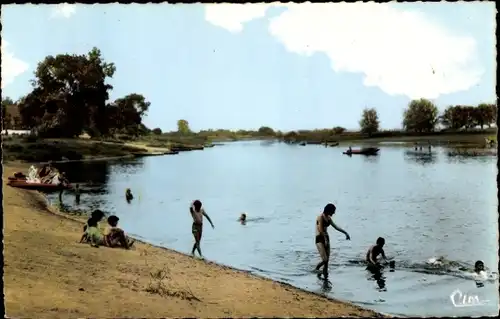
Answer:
[{"left": 343, "top": 147, "right": 380, "bottom": 156}]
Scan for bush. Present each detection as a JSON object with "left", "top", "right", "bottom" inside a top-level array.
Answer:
[{"left": 332, "top": 126, "right": 346, "bottom": 134}]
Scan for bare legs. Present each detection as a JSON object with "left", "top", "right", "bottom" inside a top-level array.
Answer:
[{"left": 315, "top": 242, "right": 331, "bottom": 279}]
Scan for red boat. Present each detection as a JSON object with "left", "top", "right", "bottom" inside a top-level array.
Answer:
[{"left": 7, "top": 179, "right": 72, "bottom": 191}]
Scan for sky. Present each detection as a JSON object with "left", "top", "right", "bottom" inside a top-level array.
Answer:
[{"left": 1, "top": 3, "right": 496, "bottom": 131}]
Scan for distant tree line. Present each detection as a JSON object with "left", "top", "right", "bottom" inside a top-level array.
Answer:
[{"left": 1, "top": 47, "right": 150, "bottom": 138}]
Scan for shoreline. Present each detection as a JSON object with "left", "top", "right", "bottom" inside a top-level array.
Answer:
[{"left": 3, "top": 163, "right": 386, "bottom": 318}]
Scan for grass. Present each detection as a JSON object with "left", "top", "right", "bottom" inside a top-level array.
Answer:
[{"left": 2, "top": 135, "right": 148, "bottom": 163}]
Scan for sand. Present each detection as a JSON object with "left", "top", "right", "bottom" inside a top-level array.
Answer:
[{"left": 3, "top": 163, "right": 384, "bottom": 318}]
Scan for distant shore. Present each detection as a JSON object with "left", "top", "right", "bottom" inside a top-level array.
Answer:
[
  {"left": 3, "top": 163, "right": 385, "bottom": 318},
  {"left": 2, "top": 128, "right": 495, "bottom": 164}
]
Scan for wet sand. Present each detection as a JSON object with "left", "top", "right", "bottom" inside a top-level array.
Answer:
[{"left": 3, "top": 163, "right": 384, "bottom": 318}]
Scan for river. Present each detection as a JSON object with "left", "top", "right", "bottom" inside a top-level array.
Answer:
[{"left": 48, "top": 141, "right": 499, "bottom": 317}]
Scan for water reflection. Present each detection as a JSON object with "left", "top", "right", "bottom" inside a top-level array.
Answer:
[
  {"left": 47, "top": 159, "right": 144, "bottom": 214},
  {"left": 366, "top": 265, "right": 388, "bottom": 292},
  {"left": 403, "top": 150, "right": 438, "bottom": 165},
  {"left": 53, "top": 161, "right": 111, "bottom": 184}
]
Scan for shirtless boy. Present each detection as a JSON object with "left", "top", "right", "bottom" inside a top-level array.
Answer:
[
  {"left": 190, "top": 200, "right": 215, "bottom": 258},
  {"left": 366, "top": 237, "right": 390, "bottom": 268},
  {"left": 315, "top": 203, "right": 351, "bottom": 279}
]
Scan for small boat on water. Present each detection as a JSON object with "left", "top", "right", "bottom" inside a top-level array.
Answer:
[
  {"left": 343, "top": 147, "right": 380, "bottom": 156},
  {"left": 7, "top": 179, "right": 72, "bottom": 191}
]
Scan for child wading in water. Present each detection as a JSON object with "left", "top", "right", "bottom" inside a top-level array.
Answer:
[{"left": 190, "top": 200, "right": 215, "bottom": 258}]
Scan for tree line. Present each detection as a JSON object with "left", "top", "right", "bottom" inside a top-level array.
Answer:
[
  {"left": 1, "top": 46, "right": 495, "bottom": 142},
  {"left": 357, "top": 99, "right": 496, "bottom": 137},
  {"left": 1, "top": 47, "right": 150, "bottom": 138}
]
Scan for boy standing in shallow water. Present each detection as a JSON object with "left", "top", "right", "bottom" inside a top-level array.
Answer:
[
  {"left": 315, "top": 203, "right": 351, "bottom": 280},
  {"left": 190, "top": 200, "right": 215, "bottom": 258}
]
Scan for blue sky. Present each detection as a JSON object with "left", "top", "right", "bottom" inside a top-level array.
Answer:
[{"left": 1, "top": 3, "right": 496, "bottom": 131}]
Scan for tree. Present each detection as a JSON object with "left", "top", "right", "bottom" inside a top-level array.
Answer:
[
  {"left": 332, "top": 126, "right": 346, "bottom": 134},
  {"left": 152, "top": 128, "right": 162, "bottom": 135},
  {"left": 177, "top": 119, "right": 191, "bottom": 135},
  {"left": 359, "top": 108, "right": 379, "bottom": 137},
  {"left": 403, "top": 99, "right": 439, "bottom": 133},
  {"left": 258, "top": 126, "right": 275, "bottom": 136},
  {"left": 440, "top": 105, "right": 467, "bottom": 130},
  {"left": 477, "top": 103, "right": 496, "bottom": 129},
  {"left": 17, "top": 47, "right": 121, "bottom": 137},
  {"left": 1, "top": 97, "right": 14, "bottom": 130}
]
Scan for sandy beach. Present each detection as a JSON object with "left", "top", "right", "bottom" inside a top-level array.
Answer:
[{"left": 3, "top": 163, "right": 384, "bottom": 318}]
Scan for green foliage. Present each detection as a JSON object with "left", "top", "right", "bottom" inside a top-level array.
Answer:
[
  {"left": 177, "top": 119, "right": 191, "bottom": 135},
  {"left": 359, "top": 108, "right": 379, "bottom": 136},
  {"left": 403, "top": 99, "right": 439, "bottom": 133},
  {"left": 257, "top": 126, "right": 275, "bottom": 136},
  {"left": 15, "top": 47, "right": 149, "bottom": 138},
  {"left": 332, "top": 126, "right": 346, "bottom": 134},
  {"left": 152, "top": 128, "right": 162, "bottom": 135},
  {"left": 440, "top": 103, "right": 497, "bottom": 130}
]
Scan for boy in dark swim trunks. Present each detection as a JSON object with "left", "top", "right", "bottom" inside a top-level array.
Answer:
[
  {"left": 315, "top": 203, "right": 351, "bottom": 279},
  {"left": 190, "top": 200, "right": 215, "bottom": 258},
  {"left": 366, "top": 237, "right": 390, "bottom": 269}
]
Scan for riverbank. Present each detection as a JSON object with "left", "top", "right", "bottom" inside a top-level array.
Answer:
[
  {"left": 1, "top": 137, "right": 176, "bottom": 163},
  {"left": 282, "top": 129, "right": 496, "bottom": 145},
  {"left": 3, "top": 163, "right": 384, "bottom": 318}
]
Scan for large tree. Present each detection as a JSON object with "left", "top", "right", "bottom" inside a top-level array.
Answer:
[
  {"left": 177, "top": 119, "right": 191, "bottom": 135},
  {"left": 477, "top": 103, "right": 497, "bottom": 129},
  {"left": 1, "top": 97, "right": 14, "bottom": 130},
  {"left": 359, "top": 108, "right": 379, "bottom": 137},
  {"left": 16, "top": 47, "right": 150, "bottom": 137},
  {"left": 403, "top": 99, "right": 439, "bottom": 133}
]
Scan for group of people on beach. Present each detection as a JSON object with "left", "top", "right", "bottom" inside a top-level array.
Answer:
[
  {"left": 70, "top": 179, "right": 490, "bottom": 283},
  {"left": 79, "top": 209, "right": 135, "bottom": 249}
]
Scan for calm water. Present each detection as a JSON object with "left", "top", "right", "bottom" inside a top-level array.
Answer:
[{"left": 48, "top": 141, "right": 499, "bottom": 317}]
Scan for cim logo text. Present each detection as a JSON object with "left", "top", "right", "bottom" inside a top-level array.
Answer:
[{"left": 450, "top": 289, "right": 489, "bottom": 308}]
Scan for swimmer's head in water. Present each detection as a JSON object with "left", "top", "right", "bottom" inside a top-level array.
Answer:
[
  {"left": 376, "top": 237, "right": 385, "bottom": 247},
  {"left": 107, "top": 215, "right": 120, "bottom": 227},
  {"left": 91, "top": 209, "right": 105, "bottom": 221},
  {"left": 323, "top": 203, "right": 336, "bottom": 216},
  {"left": 193, "top": 200, "right": 202, "bottom": 211},
  {"left": 240, "top": 213, "right": 246, "bottom": 221},
  {"left": 475, "top": 260, "right": 485, "bottom": 272}
]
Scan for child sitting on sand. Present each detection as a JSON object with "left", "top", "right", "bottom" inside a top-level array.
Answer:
[
  {"left": 80, "top": 210, "right": 105, "bottom": 243},
  {"left": 103, "top": 215, "right": 135, "bottom": 249}
]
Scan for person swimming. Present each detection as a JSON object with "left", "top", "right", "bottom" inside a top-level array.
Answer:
[
  {"left": 314, "top": 203, "right": 351, "bottom": 280},
  {"left": 125, "top": 188, "right": 133, "bottom": 202},
  {"left": 190, "top": 200, "right": 215, "bottom": 258},
  {"left": 366, "top": 237, "right": 391, "bottom": 268},
  {"left": 239, "top": 213, "right": 247, "bottom": 224}
]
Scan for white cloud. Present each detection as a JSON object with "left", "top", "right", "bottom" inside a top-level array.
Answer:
[
  {"left": 51, "top": 3, "right": 77, "bottom": 19},
  {"left": 204, "top": 3, "right": 484, "bottom": 100},
  {"left": 1, "top": 40, "right": 29, "bottom": 89},
  {"left": 204, "top": 3, "right": 279, "bottom": 33}
]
